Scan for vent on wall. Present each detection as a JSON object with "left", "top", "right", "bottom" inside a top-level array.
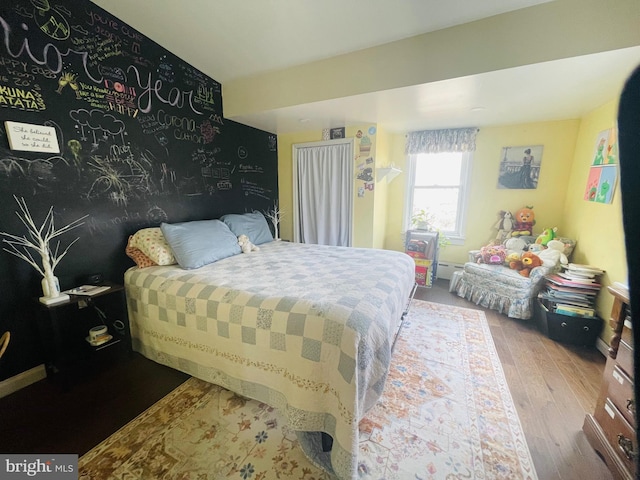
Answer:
[{"left": 437, "top": 262, "right": 464, "bottom": 280}]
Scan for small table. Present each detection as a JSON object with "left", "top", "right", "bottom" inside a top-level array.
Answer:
[{"left": 35, "top": 283, "right": 130, "bottom": 384}]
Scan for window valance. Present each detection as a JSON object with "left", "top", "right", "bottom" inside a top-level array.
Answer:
[{"left": 405, "top": 127, "right": 479, "bottom": 154}]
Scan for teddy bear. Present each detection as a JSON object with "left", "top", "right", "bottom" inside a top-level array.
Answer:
[
  {"left": 537, "top": 239, "right": 568, "bottom": 267},
  {"left": 510, "top": 251, "right": 543, "bottom": 277},
  {"left": 237, "top": 234, "right": 260, "bottom": 253}
]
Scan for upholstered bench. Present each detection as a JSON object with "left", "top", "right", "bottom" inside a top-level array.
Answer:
[
  {"left": 449, "top": 237, "right": 575, "bottom": 320},
  {"left": 449, "top": 262, "right": 554, "bottom": 319}
]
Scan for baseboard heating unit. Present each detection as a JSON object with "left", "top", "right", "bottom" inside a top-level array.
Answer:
[{"left": 436, "top": 262, "right": 464, "bottom": 280}]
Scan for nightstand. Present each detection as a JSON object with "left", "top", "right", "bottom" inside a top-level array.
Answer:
[{"left": 35, "top": 283, "right": 130, "bottom": 384}]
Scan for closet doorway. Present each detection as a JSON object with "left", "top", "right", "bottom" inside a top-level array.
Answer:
[{"left": 292, "top": 138, "right": 354, "bottom": 246}]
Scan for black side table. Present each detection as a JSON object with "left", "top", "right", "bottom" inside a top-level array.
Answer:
[{"left": 35, "top": 283, "right": 130, "bottom": 385}]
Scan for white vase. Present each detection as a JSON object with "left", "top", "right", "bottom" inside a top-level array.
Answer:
[{"left": 41, "top": 275, "right": 60, "bottom": 298}]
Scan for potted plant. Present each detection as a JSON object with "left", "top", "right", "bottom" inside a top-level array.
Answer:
[
  {"left": 410, "top": 208, "right": 451, "bottom": 248},
  {"left": 411, "top": 209, "right": 433, "bottom": 230}
]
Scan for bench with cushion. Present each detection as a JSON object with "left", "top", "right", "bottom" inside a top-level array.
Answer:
[{"left": 450, "top": 237, "right": 575, "bottom": 320}]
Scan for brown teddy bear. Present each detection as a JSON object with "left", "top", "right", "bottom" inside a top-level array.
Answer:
[{"left": 512, "top": 251, "right": 542, "bottom": 277}]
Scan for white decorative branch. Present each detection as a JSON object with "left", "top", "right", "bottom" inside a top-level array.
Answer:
[
  {"left": 263, "top": 203, "right": 283, "bottom": 241},
  {"left": 0, "top": 196, "right": 87, "bottom": 299}
]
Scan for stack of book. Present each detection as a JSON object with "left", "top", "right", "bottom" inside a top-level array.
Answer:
[{"left": 539, "top": 263, "right": 605, "bottom": 318}]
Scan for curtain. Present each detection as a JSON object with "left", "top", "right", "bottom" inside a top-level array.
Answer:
[
  {"left": 405, "top": 127, "right": 478, "bottom": 154},
  {"left": 295, "top": 142, "right": 352, "bottom": 246}
]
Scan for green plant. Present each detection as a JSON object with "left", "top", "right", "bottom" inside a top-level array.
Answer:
[
  {"left": 410, "top": 208, "right": 450, "bottom": 248},
  {"left": 437, "top": 232, "right": 451, "bottom": 249},
  {"left": 410, "top": 209, "right": 434, "bottom": 230}
]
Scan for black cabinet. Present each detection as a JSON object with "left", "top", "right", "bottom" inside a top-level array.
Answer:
[
  {"left": 534, "top": 299, "right": 602, "bottom": 346},
  {"left": 36, "top": 284, "right": 130, "bottom": 382}
]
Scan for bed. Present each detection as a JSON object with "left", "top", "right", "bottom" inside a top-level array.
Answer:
[{"left": 123, "top": 218, "right": 416, "bottom": 480}]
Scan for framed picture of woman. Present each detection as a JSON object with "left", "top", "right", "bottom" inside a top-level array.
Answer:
[{"left": 497, "top": 145, "right": 544, "bottom": 189}]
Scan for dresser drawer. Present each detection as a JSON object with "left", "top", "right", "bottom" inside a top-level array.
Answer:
[
  {"left": 617, "top": 340, "right": 634, "bottom": 378},
  {"left": 608, "top": 364, "right": 636, "bottom": 426},
  {"left": 596, "top": 398, "right": 637, "bottom": 476},
  {"left": 621, "top": 324, "right": 633, "bottom": 349}
]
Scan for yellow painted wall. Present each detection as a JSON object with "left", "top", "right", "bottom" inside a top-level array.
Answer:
[
  {"left": 349, "top": 126, "right": 377, "bottom": 248},
  {"left": 561, "top": 99, "right": 627, "bottom": 342},
  {"left": 383, "top": 120, "right": 581, "bottom": 264},
  {"left": 373, "top": 127, "right": 391, "bottom": 249}
]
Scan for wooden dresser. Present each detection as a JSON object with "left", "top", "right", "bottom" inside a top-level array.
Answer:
[{"left": 583, "top": 283, "right": 635, "bottom": 479}]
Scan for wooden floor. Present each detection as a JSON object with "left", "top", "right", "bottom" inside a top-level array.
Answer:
[{"left": 0, "top": 279, "right": 612, "bottom": 479}]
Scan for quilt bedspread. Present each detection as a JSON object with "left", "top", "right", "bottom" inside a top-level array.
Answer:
[{"left": 124, "top": 240, "right": 416, "bottom": 479}]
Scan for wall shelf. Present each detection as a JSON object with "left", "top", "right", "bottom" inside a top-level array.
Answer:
[{"left": 377, "top": 166, "right": 402, "bottom": 183}]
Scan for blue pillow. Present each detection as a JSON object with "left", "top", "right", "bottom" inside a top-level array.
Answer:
[
  {"left": 160, "top": 219, "right": 241, "bottom": 269},
  {"left": 220, "top": 212, "right": 273, "bottom": 245}
]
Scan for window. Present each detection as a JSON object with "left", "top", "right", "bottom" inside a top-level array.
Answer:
[{"left": 405, "top": 151, "right": 472, "bottom": 244}]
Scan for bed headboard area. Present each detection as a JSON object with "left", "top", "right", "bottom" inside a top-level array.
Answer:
[{"left": 0, "top": 0, "right": 278, "bottom": 378}]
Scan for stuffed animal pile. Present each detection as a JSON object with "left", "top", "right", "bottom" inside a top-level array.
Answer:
[
  {"left": 237, "top": 234, "right": 260, "bottom": 253},
  {"left": 483, "top": 207, "right": 572, "bottom": 276}
]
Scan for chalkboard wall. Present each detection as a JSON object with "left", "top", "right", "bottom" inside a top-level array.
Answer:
[{"left": 0, "top": 0, "right": 278, "bottom": 380}]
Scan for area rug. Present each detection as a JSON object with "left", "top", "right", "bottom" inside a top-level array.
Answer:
[{"left": 78, "top": 300, "right": 537, "bottom": 480}]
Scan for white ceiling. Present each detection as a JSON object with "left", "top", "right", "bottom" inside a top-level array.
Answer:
[{"left": 92, "top": 0, "right": 640, "bottom": 134}]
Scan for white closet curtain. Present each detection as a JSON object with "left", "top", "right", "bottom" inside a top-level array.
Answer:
[{"left": 293, "top": 140, "right": 353, "bottom": 246}]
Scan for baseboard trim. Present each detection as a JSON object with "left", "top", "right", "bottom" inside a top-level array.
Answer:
[{"left": 0, "top": 364, "right": 46, "bottom": 399}]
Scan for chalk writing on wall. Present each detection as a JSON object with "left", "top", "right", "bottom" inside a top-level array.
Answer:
[
  {"left": 0, "top": 0, "right": 277, "bottom": 224},
  {"left": 0, "top": 0, "right": 279, "bottom": 379}
]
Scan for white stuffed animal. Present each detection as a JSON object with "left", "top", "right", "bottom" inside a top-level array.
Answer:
[
  {"left": 504, "top": 237, "right": 527, "bottom": 256},
  {"left": 537, "top": 239, "right": 568, "bottom": 267},
  {"left": 237, "top": 234, "right": 260, "bottom": 254}
]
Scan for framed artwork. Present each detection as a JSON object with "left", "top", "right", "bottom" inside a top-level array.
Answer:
[
  {"left": 584, "top": 128, "right": 618, "bottom": 203},
  {"left": 330, "top": 127, "right": 345, "bottom": 139},
  {"left": 4, "top": 121, "right": 60, "bottom": 153},
  {"left": 497, "top": 145, "right": 543, "bottom": 189}
]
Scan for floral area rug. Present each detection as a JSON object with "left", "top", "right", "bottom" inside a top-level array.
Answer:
[{"left": 79, "top": 299, "right": 537, "bottom": 480}]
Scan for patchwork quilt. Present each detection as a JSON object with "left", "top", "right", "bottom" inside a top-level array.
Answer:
[{"left": 124, "top": 240, "right": 416, "bottom": 479}]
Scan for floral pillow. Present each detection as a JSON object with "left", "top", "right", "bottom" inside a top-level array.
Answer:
[
  {"left": 125, "top": 236, "right": 156, "bottom": 268},
  {"left": 129, "top": 228, "right": 176, "bottom": 266}
]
